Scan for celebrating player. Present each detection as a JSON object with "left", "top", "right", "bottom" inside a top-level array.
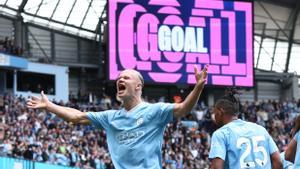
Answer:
[
  {"left": 27, "top": 65, "right": 208, "bottom": 169},
  {"left": 209, "top": 89, "right": 282, "bottom": 169}
]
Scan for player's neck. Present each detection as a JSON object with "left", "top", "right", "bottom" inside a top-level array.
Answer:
[
  {"left": 223, "top": 116, "right": 238, "bottom": 125},
  {"left": 123, "top": 97, "right": 143, "bottom": 112}
]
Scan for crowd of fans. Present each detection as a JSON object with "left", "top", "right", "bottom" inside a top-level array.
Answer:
[
  {"left": 0, "top": 93, "right": 299, "bottom": 169},
  {"left": 0, "top": 37, "right": 23, "bottom": 56}
]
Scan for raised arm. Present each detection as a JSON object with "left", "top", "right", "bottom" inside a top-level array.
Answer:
[
  {"left": 27, "top": 91, "right": 90, "bottom": 125},
  {"left": 173, "top": 65, "right": 208, "bottom": 118}
]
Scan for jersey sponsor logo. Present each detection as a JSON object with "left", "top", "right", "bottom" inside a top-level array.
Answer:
[{"left": 116, "top": 130, "right": 145, "bottom": 145}]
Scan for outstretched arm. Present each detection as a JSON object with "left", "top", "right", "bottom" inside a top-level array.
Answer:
[
  {"left": 27, "top": 91, "right": 90, "bottom": 125},
  {"left": 173, "top": 65, "right": 208, "bottom": 118}
]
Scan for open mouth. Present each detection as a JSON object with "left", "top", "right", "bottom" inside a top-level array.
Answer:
[{"left": 118, "top": 84, "right": 126, "bottom": 93}]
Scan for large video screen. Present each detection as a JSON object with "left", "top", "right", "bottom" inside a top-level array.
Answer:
[{"left": 108, "top": 0, "right": 253, "bottom": 87}]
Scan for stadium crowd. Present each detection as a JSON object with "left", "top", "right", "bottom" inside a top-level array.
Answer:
[
  {"left": 0, "top": 37, "right": 23, "bottom": 56},
  {"left": 0, "top": 93, "right": 299, "bottom": 169}
]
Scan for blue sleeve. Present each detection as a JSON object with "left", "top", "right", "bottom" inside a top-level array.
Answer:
[
  {"left": 87, "top": 110, "right": 115, "bottom": 130},
  {"left": 156, "top": 102, "right": 174, "bottom": 125},
  {"left": 265, "top": 129, "right": 278, "bottom": 154},
  {"left": 209, "top": 130, "right": 227, "bottom": 160}
]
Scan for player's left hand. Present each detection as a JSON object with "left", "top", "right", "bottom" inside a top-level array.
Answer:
[{"left": 194, "top": 64, "right": 208, "bottom": 89}]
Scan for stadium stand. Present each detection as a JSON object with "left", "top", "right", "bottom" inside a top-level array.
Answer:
[
  {"left": 0, "top": 37, "right": 23, "bottom": 56},
  {"left": 0, "top": 94, "right": 299, "bottom": 169}
]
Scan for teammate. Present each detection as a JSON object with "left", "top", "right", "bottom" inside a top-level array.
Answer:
[
  {"left": 285, "top": 115, "right": 300, "bottom": 168},
  {"left": 27, "top": 65, "right": 208, "bottom": 169},
  {"left": 280, "top": 152, "right": 293, "bottom": 169},
  {"left": 209, "top": 90, "right": 282, "bottom": 169}
]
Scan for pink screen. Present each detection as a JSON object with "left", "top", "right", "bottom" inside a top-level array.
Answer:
[{"left": 108, "top": 0, "right": 253, "bottom": 87}]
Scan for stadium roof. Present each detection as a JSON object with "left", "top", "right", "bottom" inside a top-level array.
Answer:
[
  {"left": 254, "top": 0, "right": 300, "bottom": 76},
  {"left": 260, "top": 0, "right": 299, "bottom": 8},
  {"left": 0, "top": 0, "right": 106, "bottom": 38}
]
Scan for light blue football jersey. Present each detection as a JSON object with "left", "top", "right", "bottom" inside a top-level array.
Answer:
[
  {"left": 87, "top": 102, "right": 174, "bottom": 169},
  {"left": 209, "top": 119, "right": 278, "bottom": 169},
  {"left": 280, "top": 152, "right": 293, "bottom": 169},
  {"left": 293, "top": 131, "right": 300, "bottom": 168}
]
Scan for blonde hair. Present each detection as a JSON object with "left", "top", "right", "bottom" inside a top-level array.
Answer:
[{"left": 124, "top": 69, "right": 144, "bottom": 87}]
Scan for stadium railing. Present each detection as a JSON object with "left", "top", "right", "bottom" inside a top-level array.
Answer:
[{"left": 0, "top": 156, "right": 77, "bottom": 169}]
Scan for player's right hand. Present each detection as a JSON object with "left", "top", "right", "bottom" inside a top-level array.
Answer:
[{"left": 26, "top": 91, "right": 49, "bottom": 109}]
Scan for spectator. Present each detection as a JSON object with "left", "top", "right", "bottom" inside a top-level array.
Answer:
[
  {"left": 0, "top": 37, "right": 23, "bottom": 56},
  {"left": 0, "top": 92, "right": 298, "bottom": 168},
  {"left": 0, "top": 118, "right": 8, "bottom": 142}
]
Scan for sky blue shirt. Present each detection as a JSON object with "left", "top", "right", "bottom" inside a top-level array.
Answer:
[
  {"left": 209, "top": 119, "right": 278, "bottom": 169},
  {"left": 280, "top": 152, "right": 293, "bottom": 169},
  {"left": 87, "top": 102, "right": 174, "bottom": 169},
  {"left": 293, "top": 131, "right": 300, "bottom": 168}
]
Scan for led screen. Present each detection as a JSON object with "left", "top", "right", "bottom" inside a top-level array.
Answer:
[{"left": 108, "top": 0, "right": 253, "bottom": 87}]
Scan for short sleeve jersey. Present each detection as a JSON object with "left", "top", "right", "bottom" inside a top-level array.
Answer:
[
  {"left": 209, "top": 119, "right": 278, "bottom": 169},
  {"left": 87, "top": 102, "right": 174, "bottom": 169}
]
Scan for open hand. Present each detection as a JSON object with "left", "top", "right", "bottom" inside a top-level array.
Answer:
[
  {"left": 194, "top": 64, "right": 208, "bottom": 89},
  {"left": 27, "top": 91, "right": 49, "bottom": 109}
]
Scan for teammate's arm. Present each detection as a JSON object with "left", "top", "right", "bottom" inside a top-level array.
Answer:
[
  {"left": 27, "top": 91, "right": 90, "bottom": 125},
  {"left": 266, "top": 130, "right": 283, "bottom": 169},
  {"left": 285, "top": 116, "right": 300, "bottom": 163},
  {"left": 210, "top": 158, "right": 224, "bottom": 169},
  {"left": 291, "top": 115, "right": 300, "bottom": 137},
  {"left": 173, "top": 65, "right": 208, "bottom": 118},
  {"left": 270, "top": 151, "right": 283, "bottom": 169},
  {"left": 285, "top": 138, "right": 297, "bottom": 163}
]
